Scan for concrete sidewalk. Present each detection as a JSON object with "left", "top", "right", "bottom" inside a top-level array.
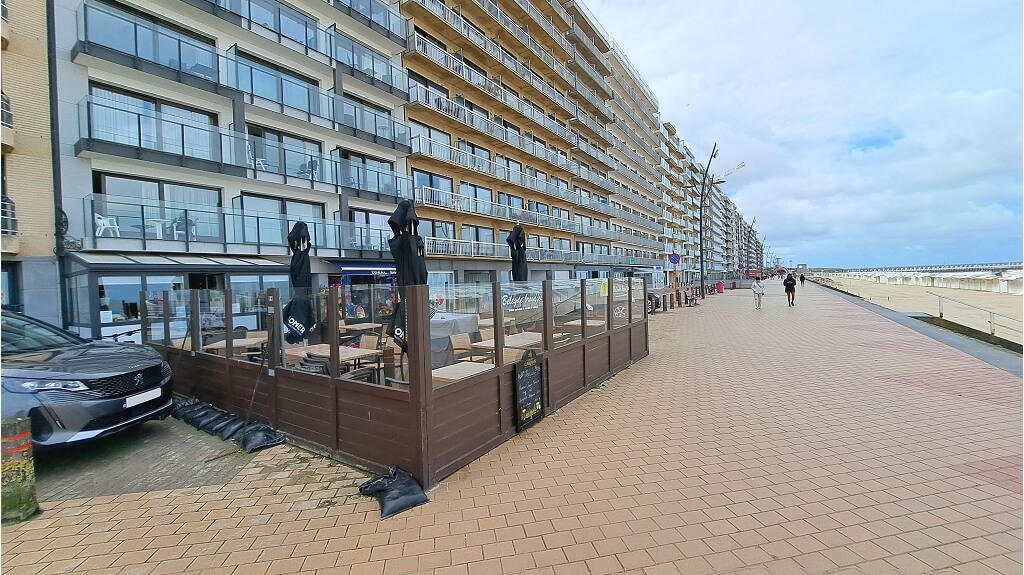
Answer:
[{"left": 3, "top": 283, "right": 1021, "bottom": 575}]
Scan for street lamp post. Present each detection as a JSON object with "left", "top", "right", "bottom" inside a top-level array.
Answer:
[{"left": 682, "top": 146, "right": 742, "bottom": 299}]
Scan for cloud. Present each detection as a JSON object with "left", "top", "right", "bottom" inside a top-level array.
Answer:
[{"left": 586, "top": 0, "right": 1023, "bottom": 267}]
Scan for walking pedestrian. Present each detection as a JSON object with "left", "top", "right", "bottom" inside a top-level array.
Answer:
[
  {"left": 784, "top": 273, "right": 797, "bottom": 306},
  {"left": 799, "top": 273, "right": 806, "bottom": 287},
  {"left": 751, "top": 276, "right": 765, "bottom": 309}
]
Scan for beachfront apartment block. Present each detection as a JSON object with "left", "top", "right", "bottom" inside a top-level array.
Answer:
[{"left": 35, "top": 0, "right": 752, "bottom": 338}]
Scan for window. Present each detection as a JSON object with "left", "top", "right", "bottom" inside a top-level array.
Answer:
[
  {"left": 88, "top": 1, "right": 215, "bottom": 73},
  {"left": 462, "top": 99, "right": 488, "bottom": 118},
  {"left": 349, "top": 209, "right": 391, "bottom": 249},
  {"left": 551, "top": 176, "right": 569, "bottom": 190},
  {"left": 408, "top": 71, "right": 448, "bottom": 97},
  {"left": 459, "top": 183, "right": 493, "bottom": 214},
  {"left": 247, "top": 124, "right": 321, "bottom": 176},
  {"left": 98, "top": 276, "right": 142, "bottom": 323},
  {"left": 552, "top": 206, "right": 571, "bottom": 220},
  {"left": 528, "top": 234, "right": 550, "bottom": 249},
  {"left": 338, "top": 149, "right": 394, "bottom": 193},
  {"left": 461, "top": 224, "right": 494, "bottom": 244},
  {"left": 528, "top": 200, "right": 549, "bottom": 215},
  {"left": 577, "top": 241, "right": 593, "bottom": 253},
  {"left": 413, "top": 169, "right": 454, "bottom": 201},
  {"left": 459, "top": 140, "right": 491, "bottom": 169},
  {"left": 553, "top": 237, "right": 571, "bottom": 251},
  {"left": 419, "top": 218, "right": 455, "bottom": 239},
  {"left": 231, "top": 194, "right": 325, "bottom": 246},
  {"left": 495, "top": 155, "right": 523, "bottom": 184},
  {"left": 497, "top": 192, "right": 524, "bottom": 210},
  {"left": 237, "top": 53, "right": 318, "bottom": 112},
  {"left": 94, "top": 173, "right": 221, "bottom": 241},
  {"left": 89, "top": 85, "right": 216, "bottom": 159},
  {"left": 409, "top": 120, "right": 451, "bottom": 147}
]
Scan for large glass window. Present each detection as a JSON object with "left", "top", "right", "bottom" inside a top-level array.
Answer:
[
  {"left": 413, "top": 169, "right": 453, "bottom": 196},
  {"left": 247, "top": 124, "right": 321, "bottom": 176},
  {"left": 459, "top": 182, "right": 492, "bottom": 215},
  {"left": 95, "top": 173, "right": 221, "bottom": 241},
  {"left": 409, "top": 120, "right": 450, "bottom": 147},
  {"left": 98, "top": 276, "right": 142, "bottom": 323},
  {"left": 495, "top": 155, "right": 523, "bottom": 184},
  {"left": 418, "top": 218, "right": 454, "bottom": 239},
  {"left": 236, "top": 53, "right": 318, "bottom": 113},
  {"left": 233, "top": 194, "right": 324, "bottom": 246},
  {"left": 339, "top": 150, "right": 394, "bottom": 193},
  {"left": 89, "top": 85, "right": 216, "bottom": 159},
  {"left": 461, "top": 224, "right": 494, "bottom": 244}
]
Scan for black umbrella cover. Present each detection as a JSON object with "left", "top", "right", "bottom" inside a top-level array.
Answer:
[
  {"left": 507, "top": 224, "right": 528, "bottom": 282},
  {"left": 387, "top": 200, "right": 427, "bottom": 350},
  {"left": 283, "top": 221, "right": 315, "bottom": 344}
]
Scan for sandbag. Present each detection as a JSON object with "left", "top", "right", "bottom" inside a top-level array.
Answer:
[
  {"left": 190, "top": 409, "right": 228, "bottom": 430},
  {"left": 199, "top": 412, "right": 237, "bottom": 434},
  {"left": 181, "top": 405, "right": 216, "bottom": 426},
  {"left": 238, "top": 423, "right": 286, "bottom": 453},
  {"left": 217, "top": 419, "right": 247, "bottom": 441},
  {"left": 358, "top": 466, "right": 429, "bottom": 520},
  {"left": 172, "top": 400, "right": 205, "bottom": 420}
]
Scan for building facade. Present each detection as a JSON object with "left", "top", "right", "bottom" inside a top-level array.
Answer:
[
  {"left": 1, "top": 0, "right": 62, "bottom": 324},
  {"left": 47, "top": 0, "right": 757, "bottom": 338}
]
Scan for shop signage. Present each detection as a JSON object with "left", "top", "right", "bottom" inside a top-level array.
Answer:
[{"left": 515, "top": 349, "right": 544, "bottom": 432}]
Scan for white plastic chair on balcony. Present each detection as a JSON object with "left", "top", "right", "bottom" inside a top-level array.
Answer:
[
  {"left": 246, "top": 143, "right": 269, "bottom": 170},
  {"left": 94, "top": 214, "right": 121, "bottom": 238}
]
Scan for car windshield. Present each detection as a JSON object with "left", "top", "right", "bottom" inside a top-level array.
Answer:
[{"left": 1, "top": 313, "right": 83, "bottom": 353}]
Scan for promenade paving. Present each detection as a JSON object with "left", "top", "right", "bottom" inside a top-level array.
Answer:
[{"left": 2, "top": 283, "right": 1021, "bottom": 575}]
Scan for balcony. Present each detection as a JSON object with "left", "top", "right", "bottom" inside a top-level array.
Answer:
[
  {"left": 1, "top": 195, "right": 17, "bottom": 254},
  {"left": 572, "top": 138, "right": 615, "bottom": 171},
  {"left": 503, "top": 0, "right": 573, "bottom": 59},
  {"left": 77, "top": 95, "right": 412, "bottom": 200},
  {"left": 410, "top": 136, "right": 580, "bottom": 204},
  {"left": 414, "top": 186, "right": 580, "bottom": 234},
  {"left": 402, "top": 0, "right": 575, "bottom": 115},
  {"left": 612, "top": 114, "right": 657, "bottom": 161},
  {"left": 0, "top": 92, "right": 11, "bottom": 151},
  {"left": 570, "top": 110, "right": 613, "bottom": 148},
  {"left": 466, "top": 0, "right": 575, "bottom": 86},
  {"left": 406, "top": 34, "right": 576, "bottom": 144},
  {"left": 568, "top": 52, "right": 612, "bottom": 100},
  {"left": 75, "top": 2, "right": 410, "bottom": 151},
  {"left": 408, "top": 85, "right": 573, "bottom": 175},
  {"left": 574, "top": 163, "right": 615, "bottom": 195},
  {"left": 613, "top": 136, "right": 660, "bottom": 182},
  {"left": 565, "top": 22, "right": 611, "bottom": 76},
  {"left": 610, "top": 40, "right": 658, "bottom": 109},
  {"left": 84, "top": 194, "right": 397, "bottom": 256},
  {"left": 425, "top": 237, "right": 585, "bottom": 263},
  {"left": 570, "top": 80, "right": 612, "bottom": 123},
  {"left": 327, "top": 0, "right": 408, "bottom": 48},
  {"left": 188, "top": 0, "right": 408, "bottom": 98},
  {"left": 1, "top": 0, "right": 8, "bottom": 50}
]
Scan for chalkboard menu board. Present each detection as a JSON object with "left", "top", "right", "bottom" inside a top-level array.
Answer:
[{"left": 515, "top": 349, "right": 544, "bottom": 431}]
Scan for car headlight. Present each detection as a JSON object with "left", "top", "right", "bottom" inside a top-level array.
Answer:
[{"left": 2, "top": 379, "right": 89, "bottom": 393}]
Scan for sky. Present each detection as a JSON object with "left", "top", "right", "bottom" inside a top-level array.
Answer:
[{"left": 585, "top": 0, "right": 1023, "bottom": 269}]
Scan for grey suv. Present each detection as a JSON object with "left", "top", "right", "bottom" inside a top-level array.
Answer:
[{"left": 1, "top": 310, "right": 173, "bottom": 445}]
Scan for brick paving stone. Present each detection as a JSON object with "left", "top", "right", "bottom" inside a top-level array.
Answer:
[{"left": 2, "top": 285, "right": 1021, "bottom": 574}]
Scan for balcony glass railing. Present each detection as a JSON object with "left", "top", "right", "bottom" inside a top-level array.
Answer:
[
  {"left": 573, "top": 81, "right": 612, "bottom": 121},
  {"left": 86, "top": 194, "right": 395, "bottom": 251},
  {"left": 331, "top": 0, "right": 407, "bottom": 43},
  {"left": 610, "top": 39, "right": 658, "bottom": 108},
  {"left": 571, "top": 54, "right": 612, "bottom": 99},
  {"left": 78, "top": 1, "right": 409, "bottom": 147},
  {"left": 1, "top": 196, "right": 16, "bottom": 236},
  {"left": 567, "top": 23, "right": 610, "bottom": 73},
  {"left": 574, "top": 139, "right": 615, "bottom": 170},
  {"left": 197, "top": 0, "right": 407, "bottom": 94},
  {"left": 409, "top": 85, "right": 572, "bottom": 174},
  {"left": 0, "top": 92, "right": 11, "bottom": 128},
  {"left": 410, "top": 34, "right": 576, "bottom": 144},
  {"left": 425, "top": 237, "right": 585, "bottom": 263},
  {"left": 470, "top": 0, "right": 574, "bottom": 87},
  {"left": 1, "top": 0, "right": 7, "bottom": 22},
  {"left": 415, "top": 186, "right": 580, "bottom": 233},
  {"left": 80, "top": 95, "right": 411, "bottom": 197},
  {"left": 406, "top": 0, "right": 574, "bottom": 114}
]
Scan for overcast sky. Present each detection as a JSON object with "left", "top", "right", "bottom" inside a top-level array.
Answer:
[{"left": 586, "top": 0, "right": 1023, "bottom": 269}]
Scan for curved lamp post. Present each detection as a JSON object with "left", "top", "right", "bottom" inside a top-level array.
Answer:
[{"left": 682, "top": 145, "right": 743, "bottom": 299}]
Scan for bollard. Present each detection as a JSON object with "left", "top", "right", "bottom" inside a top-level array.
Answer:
[{"left": 2, "top": 418, "right": 39, "bottom": 522}]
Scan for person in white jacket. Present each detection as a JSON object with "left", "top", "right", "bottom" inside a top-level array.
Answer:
[{"left": 751, "top": 277, "right": 765, "bottom": 309}]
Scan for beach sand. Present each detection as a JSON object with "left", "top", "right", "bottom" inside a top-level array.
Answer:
[{"left": 813, "top": 276, "right": 1023, "bottom": 344}]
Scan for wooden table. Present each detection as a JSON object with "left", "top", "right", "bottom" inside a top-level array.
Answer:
[
  {"left": 283, "top": 344, "right": 381, "bottom": 362},
  {"left": 472, "top": 331, "right": 542, "bottom": 350},
  {"left": 342, "top": 322, "right": 384, "bottom": 332},
  {"left": 202, "top": 337, "right": 267, "bottom": 355},
  {"left": 431, "top": 361, "right": 493, "bottom": 384},
  {"left": 478, "top": 316, "right": 514, "bottom": 328},
  {"left": 563, "top": 319, "right": 605, "bottom": 327}
]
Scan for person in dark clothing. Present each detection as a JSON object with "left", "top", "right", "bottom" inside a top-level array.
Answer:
[
  {"left": 799, "top": 273, "right": 806, "bottom": 287},
  {"left": 784, "top": 273, "right": 797, "bottom": 306}
]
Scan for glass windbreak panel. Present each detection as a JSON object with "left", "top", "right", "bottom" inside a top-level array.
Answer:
[
  {"left": 85, "top": 2, "right": 138, "bottom": 55},
  {"left": 241, "top": 196, "right": 285, "bottom": 245},
  {"left": 98, "top": 276, "right": 142, "bottom": 324},
  {"left": 431, "top": 283, "right": 496, "bottom": 381},
  {"left": 500, "top": 281, "right": 545, "bottom": 352},
  {"left": 229, "top": 275, "right": 262, "bottom": 330},
  {"left": 551, "top": 280, "right": 582, "bottom": 347},
  {"left": 142, "top": 289, "right": 189, "bottom": 343},
  {"left": 197, "top": 289, "right": 228, "bottom": 353},
  {"left": 631, "top": 278, "right": 645, "bottom": 320},
  {"left": 68, "top": 275, "right": 90, "bottom": 325},
  {"left": 264, "top": 274, "right": 291, "bottom": 304},
  {"left": 583, "top": 278, "right": 608, "bottom": 334},
  {"left": 611, "top": 278, "right": 629, "bottom": 328}
]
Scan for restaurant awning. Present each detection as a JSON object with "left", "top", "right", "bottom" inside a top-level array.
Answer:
[{"left": 68, "top": 253, "right": 286, "bottom": 270}]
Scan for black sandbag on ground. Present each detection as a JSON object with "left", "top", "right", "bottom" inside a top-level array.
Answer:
[
  {"left": 238, "top": 423, "right": 286, "bottom": 453},
  {"left": 170, "top": 399, "right": 286, "bottom": 453},
  {"left": 359, "top": 466, "right": 429, "bottom": 520},
  {"left": 217, "top": 419, "right": 247, "bottom": 441},
  {"left": 199, "top": 412, "right": 237, "bottom": 434},
  {"left": 191, "top": 409, "right": 229, "bottom": 430},
  {"left": 181, "top": 405, "right": 216, "bottom": 426}
]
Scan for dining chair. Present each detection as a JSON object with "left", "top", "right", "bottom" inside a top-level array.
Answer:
[
  {"left": 450, "top": 333, "right": 474, "bottom": 360},
  {"left": 94, "top": 213, "right": 121, "bottom": 237},
  {"left": 246, "top": 143, "right": 269, "bottom": 170}
]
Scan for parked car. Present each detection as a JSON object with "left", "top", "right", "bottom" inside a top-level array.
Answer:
[
  {"left": 646, "top": 291, "right": 661, "bottom": 314},
  {"left": 0, "top": 310, "right": 173, "bottom": 446}
]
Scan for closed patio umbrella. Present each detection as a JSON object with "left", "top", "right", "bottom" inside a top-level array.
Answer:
[
  {"left": 282, "top": 221, "right": 315, "bottom": 344},
  {"left": 507, "top": 224, "right": 527, "bottom": 282},
  {"left": 387, "top": 200, "right": 428, "bottom": 351}
]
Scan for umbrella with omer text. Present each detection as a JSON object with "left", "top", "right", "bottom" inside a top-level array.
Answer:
[
  {"left": 387, "top": 200, "right": 427, "bottom": 351},
  {"left": 282, "top": 221, "right": 316, "bottom": 344}
]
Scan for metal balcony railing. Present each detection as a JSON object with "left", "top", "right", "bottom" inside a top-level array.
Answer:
[
  {"left": 1, "top": 196, "right": 16, "bottom": 236},
  {"left": 80, "top": 95, "right": 411, "bottom": 197},
  {"left": 424, "top": 237, "right": 586, "bottom": 263},
  {"left": 610, "top": 39, "right": 658, "bottom": 108},
  {"left": 409, "top": 34, "right": 576, "bottom": 144},
  {"left": 1, "top": 0, "right": 7, "bottom": 23},
  {"left": 415, "top": 186, "right": 580, "bottom": 233},
  {"left": 405, "top": 0, "right": 575, "bottom": 115},
  {"left": 78, "top": 2, "right": 410, "bottom": 148},
  {"left": 572, "top": 80, "right": 612, "bottom": 122},
  {"left": 470, "top": 0, "right": 574, "bottom": 85},
  {"left": 613, "top": 136, "right": 660, "bottom": 181},
  {"left": 567, "top": 22, "right": 611, "bottom": 75},
  {"left": 408, "top": 85, "right": 573, "bottom": 174},
  {"left": 571, "top": 110, "right": 613, "bottom": 147},
  {"left": 197, "top": 0, "right": 407, "bottom": 95},
  {"left": 508, "top": 0, "right": 573, "bottom": 56},
  {"left": 573, "top": 138, "right": 615, "bottom": 170},
  {"left": 0, "top": 92, "right": 10, "bottom": 128},
  {"left": 569, "top": 53, "right": 612, "bottom": 99}
]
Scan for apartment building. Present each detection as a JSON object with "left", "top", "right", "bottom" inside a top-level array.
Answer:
[
  {"left": 48, "top": 0, "right": 756, "bottom": 337},
  {"left": 1, "top": 0, "right": 62, "bottom": 324},
  {"left": 400, "top": 0, "right": 665, "bottom": 289},
  {"left": 55, "top": 0, "right": 412, "bottom": 339}
]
